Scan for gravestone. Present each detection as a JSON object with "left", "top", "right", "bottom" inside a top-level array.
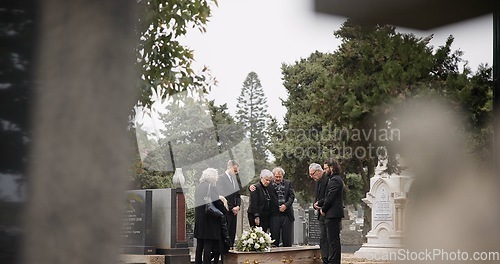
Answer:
[
  {"left": 292, "top": 199, "right": 304, "bottom": 245},
  {"left": 121, "top": 188, "right": 190, "bottom": 263},
  {"left": 354, "top": 161, "right": 413, "bottom": 258},
  {"left": 307, "top": 208, "right": 321, "bottom": 245},
  {"left": 121, "top": 190, "right": 155, "bottom": 254},
  {"left": 339, "top": 206, "right": 363, "bottom": 247},
  {"left": 150, "top": 188, "right": 190, "bottom": 264},
  {"left": 237, "top": 195, "right": 250, "bottom": 241}
]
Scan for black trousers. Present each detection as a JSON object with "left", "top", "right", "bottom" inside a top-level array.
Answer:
[
  {"left": 325, "top": 217, "right": 341, "bottom": 264},
  {"left": 226, "top": 212, "right": 237, "bottom": 247},
  {"left": 195, "top": 238, "right": 220, "bottom": 264},
  {"left": 318, "top": 215, "right": 329, "bottom": 264},
  {"left": 270, "top": 214, "right": 293, "bottom": 247}
]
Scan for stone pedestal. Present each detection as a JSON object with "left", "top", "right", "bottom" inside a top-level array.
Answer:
[
  {"left": 354, "top": 170, "right": 413, "bottom": 259},
  {"left": 119, "top": 254, "right": 165, "bottom": 264},
  {"left": 150, "top": 188, "right": 190, "bottom": 263}
]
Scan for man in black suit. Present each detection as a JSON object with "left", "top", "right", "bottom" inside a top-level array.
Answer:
[
  {"left": 309, "top": 163, "right": 328, "bottom": 264},
  {"left": 320, "top": 159, "right": 344, "bottom": 264},
  {"left": 216, "top": 160, "right": 241, "bottom": 248}
]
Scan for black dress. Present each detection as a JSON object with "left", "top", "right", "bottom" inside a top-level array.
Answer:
[{"left": 194, "top": 181, "right": 226, "bottom": 264}]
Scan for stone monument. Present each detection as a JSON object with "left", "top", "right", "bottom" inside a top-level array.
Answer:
[
  {"left": 306, "top": 207, "right": 321, "bottom": 245},
  {"left": 354, "top": 161, "right": 413, "bottom": 258},
  {"left": 292, "top": 199, "right": 305, "bottom": 245},
  {"left": 120, "top": 188, "right": 190, "bottom": 264},
  {"left": 121, "top": 190, "right": 155, "bottom": 254},
  {"left": 150, "top": 188, "right": 190, "bottom": 263}
]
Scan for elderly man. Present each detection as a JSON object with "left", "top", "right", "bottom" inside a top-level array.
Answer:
[{"left": 309, "top": 162, "right": 328, "bottom": 264}]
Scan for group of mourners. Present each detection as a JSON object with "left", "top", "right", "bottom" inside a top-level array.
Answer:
[{"left": 194, "top": 158, "right": 344, "bottom": 264}]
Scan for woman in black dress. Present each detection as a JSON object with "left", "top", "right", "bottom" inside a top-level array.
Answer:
[{"left": 247, "top": 169, "right": 273, "bottom": 233}]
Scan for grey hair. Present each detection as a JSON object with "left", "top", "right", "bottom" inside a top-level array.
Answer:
[
  {"left": 260, "top": 169, "right": 273, "bottom": 179},
  {"left": 309, "top": 163, "right": 323, "bottom": 173},
  {"left": 200, "top": 168, "right": 219, "bottom": 183},
  {"left": 272, "top": 166, "right": 285, "bottom": 176}
]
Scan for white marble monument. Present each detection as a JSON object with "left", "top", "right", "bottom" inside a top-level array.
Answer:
[{"left": 354, "top": 161, "right": 413, "bottom": 259}]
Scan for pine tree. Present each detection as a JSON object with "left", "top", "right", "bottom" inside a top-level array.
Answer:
[{"left": 236, "top": 72, "right": 270, "bottom": 176}]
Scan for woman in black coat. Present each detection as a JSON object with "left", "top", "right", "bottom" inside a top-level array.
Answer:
[
  {"left": 248, "top": 169, "right": 273, "bottom": 232},
  {"left": 194, "top": 168, "right": 228, "bottom": 264}
]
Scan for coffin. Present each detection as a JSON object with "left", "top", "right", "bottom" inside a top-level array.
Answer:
[{"left": 223, "top": 245, "right": 322, "bottom": 264}]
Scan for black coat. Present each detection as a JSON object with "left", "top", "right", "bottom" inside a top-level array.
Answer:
[
  {"left": 216, "top": 172, "right": 241, "bottom": 212},
  {"left": 269, "top": 179, "right": 295, "bottom": 222},
  {"left": 315, "top": 172, "right": 329, "bottom": 219},
  {"left": 321, "top": 174, "right": 344, "bottom": 219},
  {"left": 194, "top": 181, "right": 227, "bottom": 240},
  {"left": 248, "top": 181, "right": 271, "bottom": 219}
]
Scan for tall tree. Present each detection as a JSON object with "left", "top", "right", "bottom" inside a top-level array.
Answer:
[
  {"left": 272, "top": 19, "right": 492, "bottom": 236},
  {"left": 236, "top": 72, "right": 270, "bottom": 176}
]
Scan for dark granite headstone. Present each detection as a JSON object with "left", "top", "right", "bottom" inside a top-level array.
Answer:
[
  {"left": 307, "top": 208, "right": 320, "bottom": 245},
  {"left": 121, "top": 190, "right": 155, "bottom": 254}
]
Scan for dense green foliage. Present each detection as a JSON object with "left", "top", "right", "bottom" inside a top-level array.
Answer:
[
  {"left": 136, "top": 0, "right": 218, "bottom": 107},
  {"left": 270, "top": 19, "right": 492, "bottom": 232},
  {"left": 130, "top": 98, "right": 241, "bottom": 189}
]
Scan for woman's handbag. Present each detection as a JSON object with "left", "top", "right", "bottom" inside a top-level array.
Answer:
[{"left": 205, "top": 184, "right": 223, "bottom": 218}]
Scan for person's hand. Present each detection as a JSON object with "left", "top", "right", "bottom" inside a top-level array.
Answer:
[
  {"left": 249, "top": 184, "right": 256, "bottom": 192},
  {"left": 313, "top": 202, "right": 319, "bottom": 210},
  {"left": 255, "top": 217, "right": 260, "bottom": 226},
  {"left": 232, "top": 206, "right": 240, "bottom": 215},
  {"left": 279, "top": 204, "right": 287, "bottom": 212},
  {"left": 320, "top": 208, "right": 326, "bottom": 216}
]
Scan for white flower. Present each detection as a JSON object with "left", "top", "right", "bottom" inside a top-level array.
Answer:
[{"left": 236, "top": 227, "right": 274, "bottom": 252}]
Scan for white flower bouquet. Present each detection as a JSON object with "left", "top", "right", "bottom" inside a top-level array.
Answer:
[{"left": 235, "top": 226, "right": 274, "bottom": 252}]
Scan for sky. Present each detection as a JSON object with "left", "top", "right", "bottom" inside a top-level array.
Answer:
[{"left": 181, "top": 0, "right": 493, "bottom": 124}]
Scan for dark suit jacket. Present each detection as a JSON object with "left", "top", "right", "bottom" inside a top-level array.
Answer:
[
  {"left": 216, "top": 172, "right": 241, "bottom": 212},
  {"left": 269, "top": 179, "right": 295, "bottom": 222},
  {"left": 315, "top": 172, "right": 329, "bottom": 219},
  {"left": 322, "top": 174, "right": 344, "bottom": 219},
  {"left": 194, "top": 181, "right": 227, "bottom": 240}
]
